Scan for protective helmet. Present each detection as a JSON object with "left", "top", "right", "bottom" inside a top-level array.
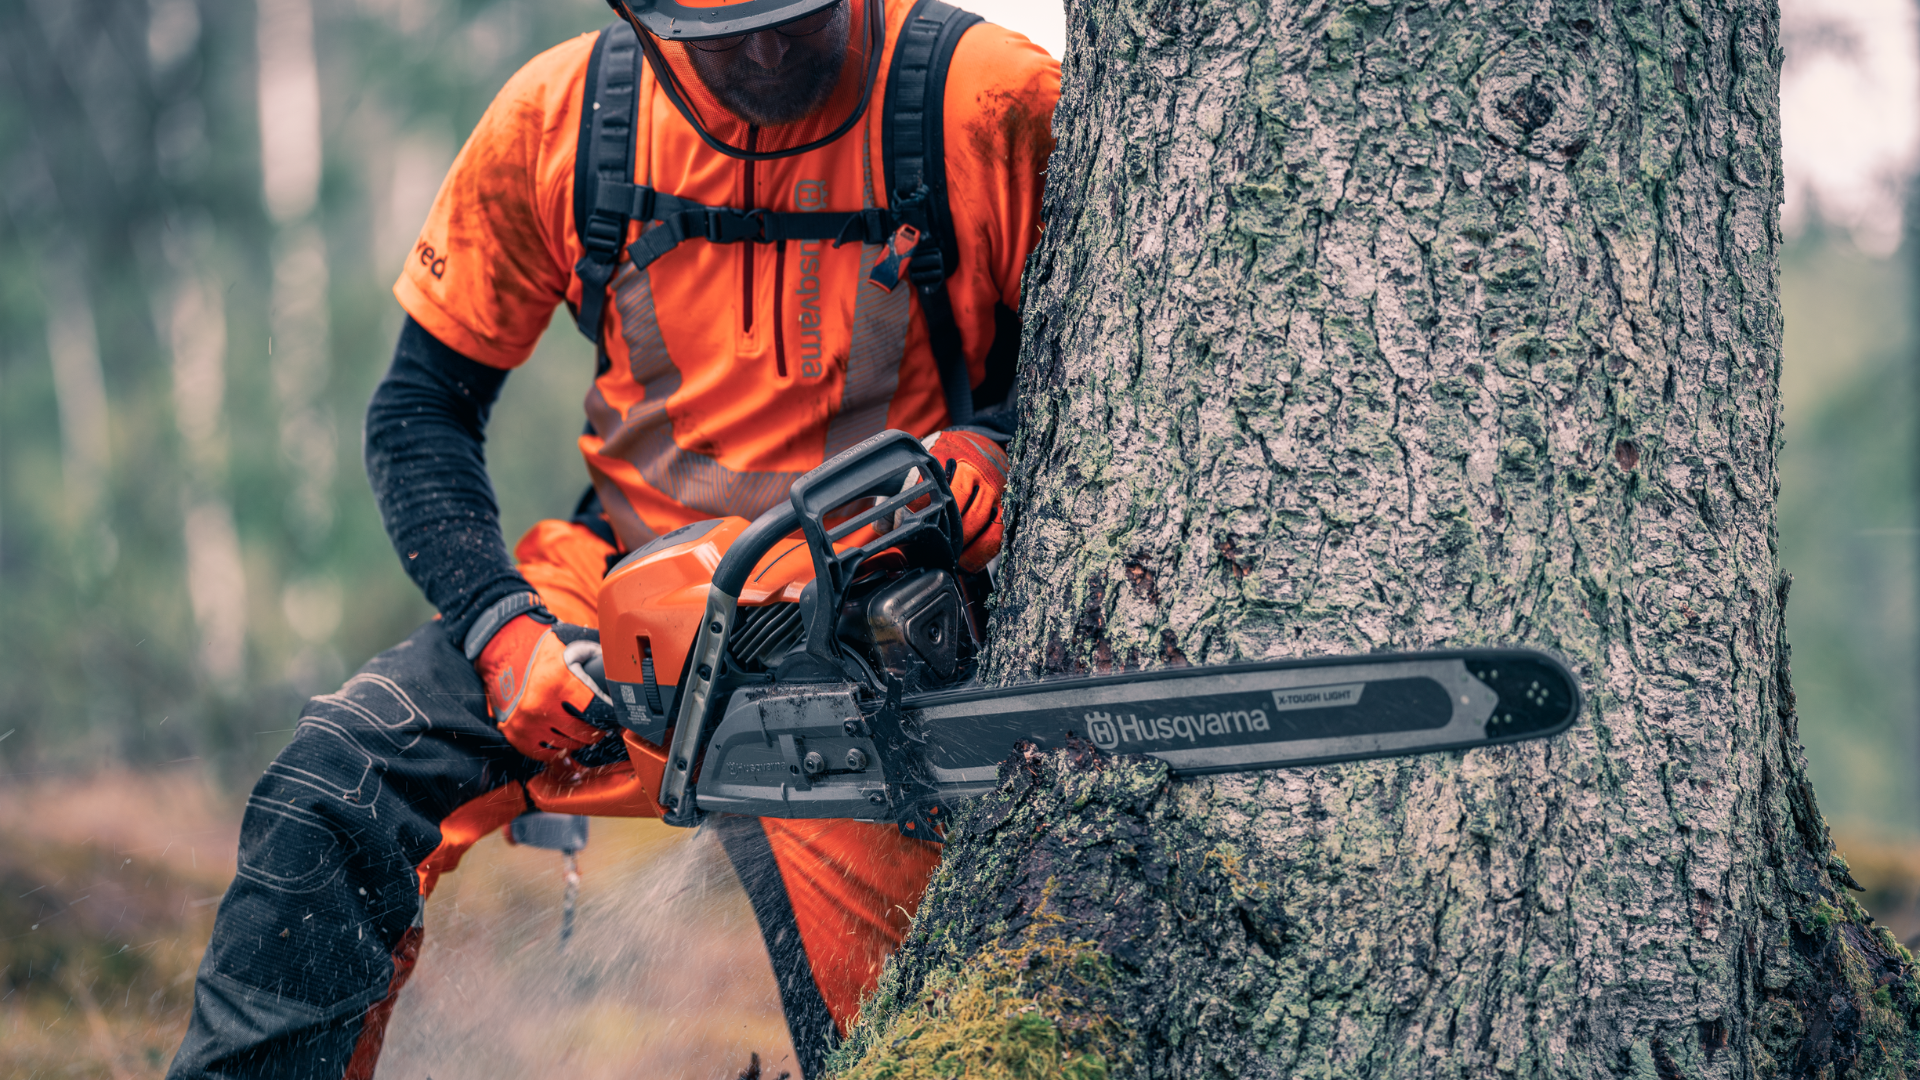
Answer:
[
  {"left": 604, "top": 0, "right": 883, "bottom": 161},
  {"left": 616, "top": 0, "right": 842, "bottom": 43}
]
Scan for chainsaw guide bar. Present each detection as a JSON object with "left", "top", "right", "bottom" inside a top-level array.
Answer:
[{"left": 692, "top": 649, "right": 1579, "bottom": 835}]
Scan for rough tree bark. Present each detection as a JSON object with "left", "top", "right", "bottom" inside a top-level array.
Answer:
[{"left": 830, "top": 1, "right": 1920, "bottom": 1077}]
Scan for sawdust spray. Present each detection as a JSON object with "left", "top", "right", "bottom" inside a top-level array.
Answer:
[{"left": 372, "top": 821, "right": 799, "bottom": 1079}]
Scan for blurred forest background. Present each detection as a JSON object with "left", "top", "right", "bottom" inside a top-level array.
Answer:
[{"left": 0, "top": 0, "right": 1913, "bottom": 1075}]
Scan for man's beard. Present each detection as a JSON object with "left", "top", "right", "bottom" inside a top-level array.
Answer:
[{"left": 697, "top": 9, "right": 849, "bottom": 127}]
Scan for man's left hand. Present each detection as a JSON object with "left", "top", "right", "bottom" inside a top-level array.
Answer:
[{"left": 922, "top": 429, "right": 1007, "bottom": 573}]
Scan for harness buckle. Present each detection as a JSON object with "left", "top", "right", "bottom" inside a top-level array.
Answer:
[
  {"left": 582, "top": 213, "right": 627, "bottom": 259},
  {"left": 696, "top": 208, "right": 773, "bottom": 245}
]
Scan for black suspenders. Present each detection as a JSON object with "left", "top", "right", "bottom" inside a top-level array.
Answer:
[
  {"left": 882, "top": 0, "right": 981, "bottom": 424},
  {"left": 570, "top": 23, "right": 640, "bottom": 346}
]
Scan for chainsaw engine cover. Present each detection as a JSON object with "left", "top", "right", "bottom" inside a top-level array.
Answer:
[{"left": 599, "top": 516, "right": 822, "bottom": 745}]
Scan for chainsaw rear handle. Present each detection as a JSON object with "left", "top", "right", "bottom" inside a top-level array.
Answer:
[{"left": 659, "top": 430, "right": 960, "bottom": 827}]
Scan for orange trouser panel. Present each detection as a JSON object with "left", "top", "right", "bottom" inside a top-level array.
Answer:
[
  {"left": 514, "top": 518, "right": 615, "bottom": 626},
  {"left": 342, "top": 924, "right": 423, "bottom": 1080},
  {"left": 761, "top": 819, "right": 943, "bottom": 1029}
]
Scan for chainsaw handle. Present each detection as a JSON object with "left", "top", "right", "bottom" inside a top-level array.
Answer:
[
  {"left": 710, "top": 504, "right": 800, "bottom": 597},
  {"left": 791, "top": 430, "right": 962, "bottom": 670}
]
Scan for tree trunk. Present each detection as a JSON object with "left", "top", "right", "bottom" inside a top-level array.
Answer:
[{"left": 830, "top": 0, "right": 1920, "bottom": 1077}]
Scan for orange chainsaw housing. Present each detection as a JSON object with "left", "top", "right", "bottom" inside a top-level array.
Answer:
[
  {"left": 597, "top": 516, "right": 840, "bottom": 751},
  {"left": 599, "top": 519, "right": 814, "bottom": 689}
]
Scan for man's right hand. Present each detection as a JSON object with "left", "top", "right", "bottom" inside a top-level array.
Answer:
[{"left": 476, "top": 614, "right": 620, "bottom": 763}]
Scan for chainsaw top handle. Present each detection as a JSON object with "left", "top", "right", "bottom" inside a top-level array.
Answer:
[
  {"left": 790, "top": 430, "right": 964, "bottom": 670},
  {"left": 659, "top": 430, "right": 962, "bottom": 827}
]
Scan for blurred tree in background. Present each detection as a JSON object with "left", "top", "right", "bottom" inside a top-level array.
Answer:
[
  {"left": 1771, "top": 0, "right": 1920, "bottom": 844},
  {"left": 0, "top": 0, "right": 609, "bottom": 783},
  {"left": 1778, "top": 227, "right": 1918, "bottom": 840}
]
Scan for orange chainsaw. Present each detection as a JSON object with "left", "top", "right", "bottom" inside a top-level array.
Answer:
[{"left": 578, "top": 430, "right": 1579, "bottom": 839}]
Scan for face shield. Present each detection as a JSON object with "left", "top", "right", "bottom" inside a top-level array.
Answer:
[{"left": 604, "top": 0, "right": 884, "bottom": 161}]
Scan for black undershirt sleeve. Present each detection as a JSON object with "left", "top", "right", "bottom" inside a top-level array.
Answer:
[{"left": 364, "top": 316, "right": 530, "bottom": 650}]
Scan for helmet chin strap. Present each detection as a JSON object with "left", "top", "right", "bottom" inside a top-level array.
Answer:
[{"left": 606, "top": 0, "right": 886, "bottom": 162}]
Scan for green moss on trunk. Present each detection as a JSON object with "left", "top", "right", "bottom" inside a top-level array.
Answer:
[{"left": 831, "top": 928, "right": 1119, "bottom": 1080}]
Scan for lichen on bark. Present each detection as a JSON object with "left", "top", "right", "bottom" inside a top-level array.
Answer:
[{"left": 835, "top": 0, "right": 1920, "bottom": 1075}]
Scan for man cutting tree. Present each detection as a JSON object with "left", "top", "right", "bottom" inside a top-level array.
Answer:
[{"left": 168, "top": 1, "right": 1057, "bottom": 1075}]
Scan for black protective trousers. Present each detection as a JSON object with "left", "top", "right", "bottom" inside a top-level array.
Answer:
[{"left": 166, "top": 622, "right": 837, "bottom": 1080}]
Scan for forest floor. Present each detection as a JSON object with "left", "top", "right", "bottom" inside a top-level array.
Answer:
[
  {"left": 0, "top": 764, "right": 798, "bottom": 1080},
  {"left": 8, "top": 764, "right": 1920, "bottom": 1080}
]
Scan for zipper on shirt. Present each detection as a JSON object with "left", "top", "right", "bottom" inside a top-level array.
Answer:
[
  {"left": 742, "top": 127, "right": 758, "bottom": 334},
  {"left": 774, "top": 238, "right": 788, "bottom": 377}
]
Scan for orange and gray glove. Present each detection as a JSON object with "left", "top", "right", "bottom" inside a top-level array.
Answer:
[
  {"left": 914, "top": 430, "right": 1008, "bottom": 574},
  {"left": 465, "top": 594, "right": 624, "bottom": 766}
]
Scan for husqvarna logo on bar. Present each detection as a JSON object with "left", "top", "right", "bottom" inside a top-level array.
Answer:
[{"left": 1085, "top": 708, "right": 1272, "bottom": 750}]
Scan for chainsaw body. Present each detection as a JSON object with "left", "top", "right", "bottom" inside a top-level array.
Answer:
[{"left": 596, "top": 430, "right": 985, "bottom": 833}]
